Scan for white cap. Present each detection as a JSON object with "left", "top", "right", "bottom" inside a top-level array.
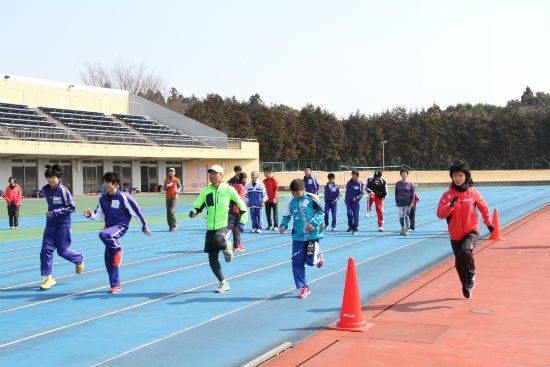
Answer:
[
  {"left": 168, "top": 167, "right": 176, "bottom": 172},
  {"left": 207, "top": 164, "right": 224, "bottom": 174}
]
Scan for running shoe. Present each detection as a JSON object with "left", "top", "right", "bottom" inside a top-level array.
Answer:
[
  {"left": 223, "top": 245, "right": 233, "bottom": 262},
  {"left": 169, "top": 226, "right": 176, "bottom": 232},
  {"left": 256, "top": 229, "right": 262, "bottom": 233},
  {"left": 346, "top": 228, "right": 353, "bottom": 232},
  {"left": 10, "top": 227, "right": 14, "bottom": 230},
  {"left": 273, "top": 226, "right": 278, "bottom": 231},
  {"left": 462, "top": 285, "right": 471, "bottom": 299},
  {"left": 234, "top": 244, "right": 246, "bottom": 252},
  {"left": 379, "top": 227, "right": 384, "bottom": 232},
  {"left": 215, "top": 280, "right": 230, "bottom": 293},
  {"left": 14, "top": 227, "right": 18, "bottom": 230},
  {"left": 75, "top": 259, "right": 84, "bottom": 274},
  {"left": 352, "top": 231, "right": 358, "bottom": 235},
  {"left": 331, "top": 227, "right": 335, "bottom": 232},
  {"left": 251, "top": 229, "right": 257, "bottom": 233},
  {"left": 113, "top": 249, "right": 123, "bottom": 266},
  {"left": 40, "top": 277, "right": 56, "bottom": 290},
  {"left": 400, "top": 229, "right": 405, "bottom": 236},
  {"left": 316, "top": 250, "right": 324, "bottom": 268},
  {"left": 467, "top": 275, "right": 476, "bottom": 290},
  {"left": 109, "top": 285, "right": 121, "bottom": 294},
  {"left": 365, "top": 212, "right": 371, "bottom": 218},
  {"left": 266, "top": 226, "right": 273, "bottom": 231},
  {"left": 404, "top": 231, "right": 410, "bottom": 236},
  {"left": 298, "top": 286, "right": 311, "bottom": 299}
]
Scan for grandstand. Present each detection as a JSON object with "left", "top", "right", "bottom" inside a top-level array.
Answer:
[{"left": 0, "top": 74, "right": 259, "bottom": 196}]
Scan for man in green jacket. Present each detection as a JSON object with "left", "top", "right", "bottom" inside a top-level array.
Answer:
[{"left": 190, "top": 164, "right": 248, "bottom": 293}]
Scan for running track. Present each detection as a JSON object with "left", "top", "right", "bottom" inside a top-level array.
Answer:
[{"left": 0, "top": 186, "right": 547, "bottom": 366}]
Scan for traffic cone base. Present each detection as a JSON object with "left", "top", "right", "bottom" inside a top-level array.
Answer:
[
  {"left": 328, "top": 258, "right": 373, "bottom": 332},
  {"left": 489, "top": 208, "right": 505, "bottom": 241}
]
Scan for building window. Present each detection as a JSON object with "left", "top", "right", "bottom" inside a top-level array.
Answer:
[
  {"left": 113, "top": 161, "right": 132, "bottom": 191},
  {"left": 11, "top": 159, "right": 37, "bottom": 197}
]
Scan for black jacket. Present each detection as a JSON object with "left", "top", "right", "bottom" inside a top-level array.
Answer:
[{"left": 366, "top": 177, "right": 387, "bottom": 199}]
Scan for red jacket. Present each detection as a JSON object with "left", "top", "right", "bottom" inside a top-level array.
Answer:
[
  {"left": 263, "top": 176, "right": 279, "bottom": 203},
  {"left": 437, "top": 186, "right": 491, "bottom": 241},
  {"left": 4, "top": 185, "right": 22, "bottom": 206},
  {"left": 232, "top": 183, "right": 245, "bottom": 213}
]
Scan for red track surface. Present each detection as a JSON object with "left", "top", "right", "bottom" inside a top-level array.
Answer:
[{"left": 266, "top": 205, "right": 550, "bottom": 367}]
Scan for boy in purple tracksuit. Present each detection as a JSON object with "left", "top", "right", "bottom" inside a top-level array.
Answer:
[
  {"left": 324, "top": 173, "right": 340, "bottom": 231},
  {"left": 84, "top": 172, "right": 151, "bottom": 293},
  {"left": 39, "top": 164, "right": 84, "bottom": 290},
  {"left": 303, "top": 166, "right": 320, "bottom": 195},
  {"left": 245, "top": 171, "right": 268, "bottom": 233},
  {"left": 345, "top": 170, "right": 364, "bottom": 235}
]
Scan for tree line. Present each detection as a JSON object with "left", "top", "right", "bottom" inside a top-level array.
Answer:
[{"left": 162, "top": 87, "right": 549, "bottom": 170}]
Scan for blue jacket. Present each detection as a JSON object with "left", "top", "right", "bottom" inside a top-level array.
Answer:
[
  {"left": 245, "top": 181, "right": 268, "bottom": 208},
  {"left": 324, "top": 183, "right": 340, "bottom": 203},
  {"left": 281, "top": 193, "right": 324, "bottom": 242},
  {"left": 42, "top": 184, "right": 74, "bottom": 228},
  {"left": 303, "top": 175, "right": 320, "bottom": 195},
  {"left": 345, "top": 179, "right": 364, "bottom": 203},
  {"left": 88, "top": 190, "right": 147, "bottom": 231}
]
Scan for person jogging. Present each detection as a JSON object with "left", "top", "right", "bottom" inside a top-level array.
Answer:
[
  {"left": 436, "top": 159, "right": 494, "bottom": 299},
  {"left": 189, "top": 165, "right": 248, "bottom": 293}
]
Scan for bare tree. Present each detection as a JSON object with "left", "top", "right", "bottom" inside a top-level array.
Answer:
[{"left": 80, "top": 59, "right": 166, "bottom": 96}]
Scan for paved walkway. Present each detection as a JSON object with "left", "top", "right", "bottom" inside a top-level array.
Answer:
[{"left": 265, "top": 205, "right": 550, "bottom": 367}]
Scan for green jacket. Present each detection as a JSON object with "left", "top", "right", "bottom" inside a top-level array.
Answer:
[{"left": 193, "top": 182, "right": 248, "bottom": 230}]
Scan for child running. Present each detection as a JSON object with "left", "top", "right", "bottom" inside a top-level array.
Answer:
[
  {"left": 324, "top": 173, "right": 340, "bottom": 231},
  {"left": 436, "top": 160, "right": 494, "bottom": 299},
  {"left": 395, "top": 168, "right": 415, "bottom": 236},
  {"left": 84, "top": 172, "right": 151, "bottom": 293},
  {"left": 39, "top": 164, "right": 84, "bottom": 290},
  {"left": 280, "top": 179, "right": 325, "bottom": 299}
]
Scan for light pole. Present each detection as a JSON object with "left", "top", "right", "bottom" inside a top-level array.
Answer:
[{"left": 381, "top": 140, "right": 387, "bottom": 171}]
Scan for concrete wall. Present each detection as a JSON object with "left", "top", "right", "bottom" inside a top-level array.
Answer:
[{"left": 0, "top": 74, "right": 130, "bottom": 114}]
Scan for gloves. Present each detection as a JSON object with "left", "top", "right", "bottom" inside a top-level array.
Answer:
[
  {"left": 487, "top": 225, "right": 495, "bottom": 232},
  {"left": 449, "top": 196, "right": 459, "bottom": 207},
  {"left": 238, "top": 224, "right": 245, "bottom": 233},
  {"left": 189, "top": 210, "right": 195, "bottom": 218}
]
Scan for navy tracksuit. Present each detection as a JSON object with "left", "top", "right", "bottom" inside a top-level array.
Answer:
[
  {"left": 303, "top": 175, "right": 320, "bottom": 195},
  {"left": 40, "top": 184, "right": 83, "bottom": 277},
  {"left": 324, "top": 183, "right": 340, "bottom": 229},
  {"left": 345, "top": 179, "right": 364, "bottom": 231},
  {"left": 88, "top": 190, "right": 147, "bottom": 287}
]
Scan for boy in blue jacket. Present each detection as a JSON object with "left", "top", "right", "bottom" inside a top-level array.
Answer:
[
  {"left": 303, "top": 166, "right": 320, "bottom": 195},
  {"left": 280, "top": 179, "right": 325, "bottom": 299},
  {"left": 324, "top": 173, "right": 340, "bottom": 231},
  {"left": 40, "top": 164, "right": 84, "bottom": 290},
  {"left": 345, "top": 170, "right": 364, "bottom": 235},
  {"left": 84, "top": 172, "right": 151, "bottom": 293}
]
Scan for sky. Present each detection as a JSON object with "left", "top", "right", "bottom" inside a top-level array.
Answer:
[{"left": 1, "top": 0, "right": 548, "bottom": 117}]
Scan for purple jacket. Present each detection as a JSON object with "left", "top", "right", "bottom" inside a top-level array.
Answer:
[
  {"left": 42, "top": 184, "right": 75, "bottom": 228},
  {"left": 345, "top": 179, "right": 364, "bottom": 203},
  {"left": 303, "top": 175, "right": 320, "bottom": 195},
  {"left": 89, "top": 190, "right": 147, "bottom": 231},
  {"left": 324, "top": 183, "right": 340, "bottom": 203},
  {"left": 395, "top": 180, "right": 415, "bottom": 206}
]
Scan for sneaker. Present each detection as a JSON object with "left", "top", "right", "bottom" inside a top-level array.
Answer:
[
  {"left": 40, "top": 277, "right": 56, "bottom": 290},
  {"left": 467, "top": 275, "right": 475, "bottom": 290},
  {"left": 409, "top": 228, "right": 415, "bottom": 231},
  {"left": 10, "top": 227, "right": 14, "bottom": 230},
  {"left": 400, "top": 229, "right": 405, "bottom": 236},
  {"left": 109, "top": 285, "right": 121, "bottom": 294},
  {"left": 14, "top": 227, "right": 18, "bottom": 230},
  {"left": 223, "top": 246, "right": 233, "bottom": 262},
  {"left": 75, "top": 259, "right": 85, "bottom": 274},
  {"left": 365, "top": 212, "right": 370, "bottom": 218},
  {"left": 404, "top": 231, "right": 410, "bottom": 236},
  {"left": 113, "top": 249, "right": 123, "bottom": 266},
  {"left": 346, "top": 228, "right": 353, "bottom": 232},
  {"left": 379, "top": 227, "right": 384, "bottom": 232},
  {"left": 352, "top": 231, "right": 358, "bottom": 235},
  {"left": 462, "top": 285, "right": 471, "bottom": 299},
  {"left": 298, "top": 286, "right": 311, "bottom": 299},
  {"left": 215, "top": 280, "right": 230, "bottom": 293},
  {"left": 251, "top": 229, "right": 257, "bottom": 233},
  {"left": 266, "top": 226, "right": 273, "bottom": 231},
  {"left": 234, "top": 244, "right": 246, "bottom": 252},
  {"left": 316, "top": 250, "right": 324, "bottom": 268},
  {"left": 273, "top": 226, "right": 278, "bottom": 231},
  {"left": 256, "top": 229, "right": 262, "bottom": 233},
  {"left": 331, "top": 227, "right": 335, "bottom": 232},
  {"left": 169, "top": 226, "right": 176, "bottom": 232}
]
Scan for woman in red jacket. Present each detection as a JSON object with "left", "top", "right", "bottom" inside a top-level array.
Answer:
[
  {"left": 437, "top": 160, "right": 494, "bottom": 299},
  {"left": 5, "top": 177, "right": 22, "bottom": 229}
]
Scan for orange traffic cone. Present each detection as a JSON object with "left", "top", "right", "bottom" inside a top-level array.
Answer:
[
  {"left": 489, "top": 208, "right": 505, "bottom": 241},
  {"left": 328, "top": 258, "right": 373, "bottom": 332}
]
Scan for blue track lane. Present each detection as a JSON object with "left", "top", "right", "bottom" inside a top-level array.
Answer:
[{"left": 0, "top": 186, "right": 548, "bottom": 367}]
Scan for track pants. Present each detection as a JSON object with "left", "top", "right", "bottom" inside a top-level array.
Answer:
[
  {"left": 374, "top": 196, "right": 384, "bottom": 227},
  {"left": 346, "top": 201, "right": 360, "bottom": 231},
  {"left": 398, "top": 206, "right": 411, "bottom": 230},
  {"left": 450, "top": 231, "right": 479, "bottom": 287},
  {"left": 409, "top": 205, "right": 416, "bottom": 230},
  {"left": 99, "top": 225, "right": 127, "bottom": 287},
  {"left": 324, "top": 201, "right": 337, "bottom": 229},
  {"left": 265, "top": 202, "right": 278, "bottom": 228},
  {"left": 232, "top": 212, "right": 241, "bottom": 249},
  {"left": 166, "top": 198, "right": 177, "bottom": 228},
  {"left": 41, "top": 226, "right": 83, "bottom": 277},
  {"left": 291, "top": 240, "right": 322, "bottom": 289},
  {"left": 8, "top": 205, "right": 19, "bottom": 227},
  {"left": 250, "top": 207, "right": 263, "bottom": 230}
]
